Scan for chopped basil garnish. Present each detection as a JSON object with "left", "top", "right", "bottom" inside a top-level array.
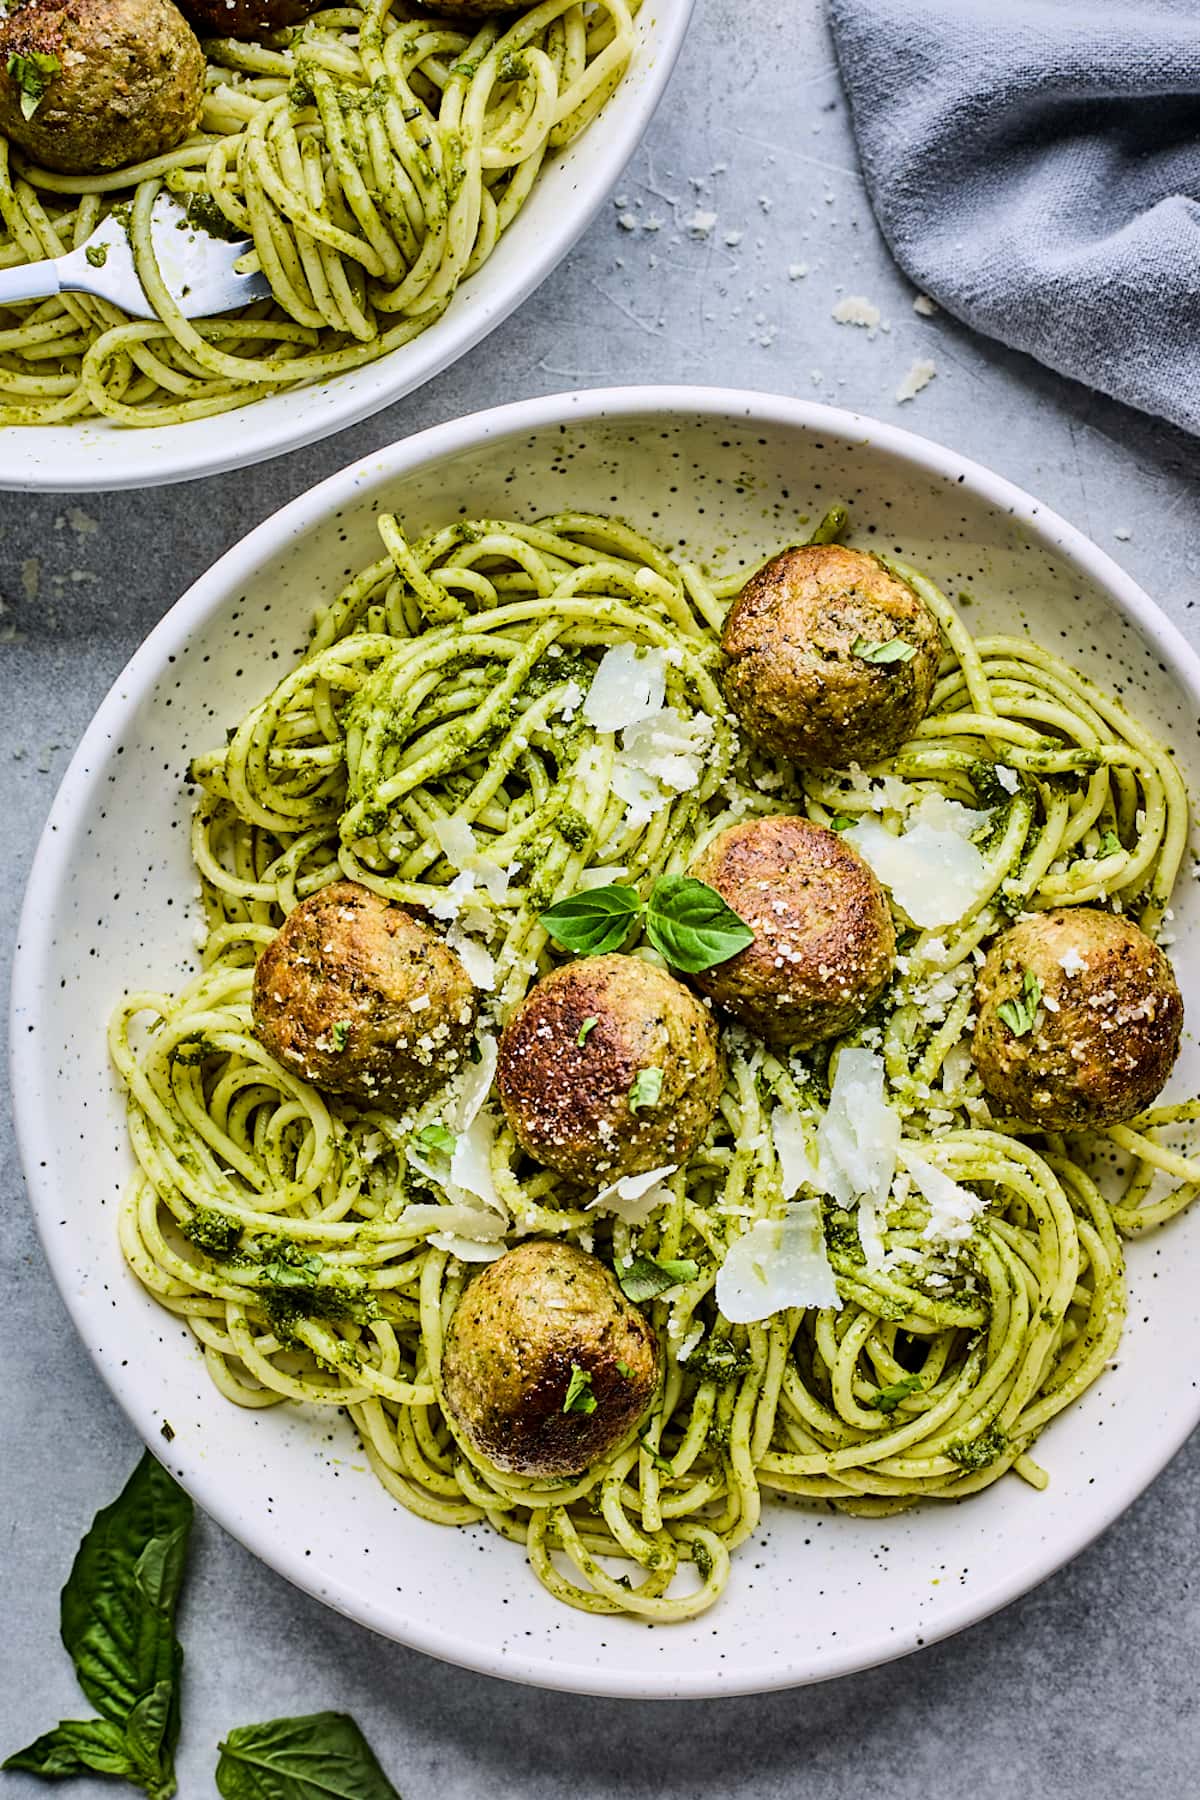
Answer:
[
  {"left": 563, "top": 1363, "right": 597, "bottom": 1415},
  {"left": 576, "top": 1015, "right": 599, "bottom": 1046},
  {"left": 330, "top": 1020, "right": 350, "bottom": 1051},
  {"left": 6, "top": 50, "right": 59, "bottom": 121},
  {"left": 617, "top": 1255, "right": 699, "bottom": 1303},
  {"left": 414, "top": 1121, "right": 456, "bottom": 1156},
  {"left": 629, "top": 1067, "right": 664, "bottom": 1112},
  {"left": 852, "top": 635, "right": 918, "bottom": 664},
  {"left": 641, "top": 1436, "right": 674, "bottom": 1474},
  {"left": 827, "top": 813, "right": 856, "bottom": 831},
  {"left": 1097, "top": 830, "right": 1122, "bottom": 857},
  {"left": 996, "top": 969, "right": 1042, "bottom": 1037},
  {"left": 868, "top": 1373, "right": 922, "bottom": 1413}
]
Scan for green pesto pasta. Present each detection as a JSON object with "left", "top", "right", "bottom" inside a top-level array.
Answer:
[
  {"left": 0, "top": 0, "right": 636, "bottom": 426},
  {"left": 110, "top": 505, "right": 1200, "bottom": 1621}
]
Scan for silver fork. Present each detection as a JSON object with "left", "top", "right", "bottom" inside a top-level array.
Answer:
[{"left": 0, "top": 189, "right": 273, "bottom": 319}]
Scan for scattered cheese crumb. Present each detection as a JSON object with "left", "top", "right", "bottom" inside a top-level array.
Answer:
[
  {"left": 831, "top": 295, "right": 881, "bottom": 329},
  {"left": 896, "top": 359, "right": 937, "bottom": 402},
  {"left": 687, "top": 210, "right": 717, "bottom": 237},
  {"left": 913, "top": 294, "right": 938, "bottom": 316},
  {"left": 787, "top": 261, "right": 809, "bottom": 280}
]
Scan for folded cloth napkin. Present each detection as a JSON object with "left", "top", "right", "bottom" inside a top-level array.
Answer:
[{"left": 826, "top": 0, "right": 1200, "bottom": 436}]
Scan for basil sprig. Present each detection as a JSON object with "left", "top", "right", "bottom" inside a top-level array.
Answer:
[
  {"left": 537, "top": 883, "right": 641, "bottom": 956},
  {"left": 996, "top": 968, "right": 1042, "bottom": 1037},
  {"left": 539, "top": 875, "right": 752, "bottom": 974},
  {"left": 3, "top": 1452, "right": 192, "bottom": 1797},
  {"left": 215, "top": 1713, "right": 400, "bottom": 1800}
]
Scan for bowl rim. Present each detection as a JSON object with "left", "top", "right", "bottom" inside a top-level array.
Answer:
[
  {"left": 0, "top": 0, "right": 696, "bottom": 495},
  {"left": 12, "top": 383, "right": 1200, "bottom": 1697}
]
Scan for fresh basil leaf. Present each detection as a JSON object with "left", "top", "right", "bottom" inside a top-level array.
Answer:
[
  {"left": 996, "top": 968, "right": 1041, "bottom": 1038},
  {"left": 538, "top": 884, "right": 642, "bottom": 956},
  {"left": 827, "top": 813, "right": 856, "bottom": 831},
  {"left": 644, "top": 874, "right": 754, "bottom": 974},
  {"left": 60, "top": 1452, "right": 191, "bottom": 1740},
  {"left": 617, "top": 1255, "right": 699, "bottom": 1303},
  {"left": 3, "top": 1719, "right": 135, "bottom": 1780},
  {"left": 576, "top": 1015, "right": 599, "bottom": 1046},
  {"left": 682, "top": 1335, "right": 753, "bottom": 1384},
  {"left": 851, "top": 635, "right": 917, "bottom": 664},
  {"left": 215, "top": 1712, "right": 400, "bottom": 1800},
  {"left": 563, "top": 1363, "right": 597, "bottom": 1415},
  {"left": 868, "top": 1373, "right": 922, "bottom": 1413},
  {"left": 628, "top": 1066, "right": 664, "bottom": 1112},
  {"left": 414, "top": 1122, "right": 456, "bottom": 1156}
]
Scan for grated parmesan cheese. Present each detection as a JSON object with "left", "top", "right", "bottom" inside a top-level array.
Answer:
[
  {"left": 832, "top": 295, "right": 881, "bottom": 328},
  {"left": 896, "top": 359, "right": 937, "bottom": 403}
]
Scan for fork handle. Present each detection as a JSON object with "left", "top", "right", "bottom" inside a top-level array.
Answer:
[{"left": 0, "top": 258, "right": 62, "bottom": 308}]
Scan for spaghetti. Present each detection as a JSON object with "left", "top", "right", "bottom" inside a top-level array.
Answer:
[
  {"left": 110, "top": 506, "right": 1200, "bottom": 1620},
  {"left": 0, "top": 0, "right": 636, "bottom": 425}
]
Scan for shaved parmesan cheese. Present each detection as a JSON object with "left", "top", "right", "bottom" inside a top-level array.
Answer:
[
  {"left": 619, "top": 707, "right": 714, "bottom": 793},
  {"left": 582, "top": 644, "right": 667, "bottom": 732},
  {"left": 448, "top": 928, "right": 495, "bottom": 991},
  {"left": 814, "top": 1049, "right": 900, "bottom": 1212},
  {"left": 611, "top": 760, "right": 667, "bottom": 827},
  {"left": 845, "top": 797, "right": 991, "bottom": 928},
  {"left": 558, "top": 679, "right": 584, "bottom": 720},
  {"left": 429, "top": 1232, "right": 508, "bottom": 1262},
  {"left": 451, "top": 1034, "right": 497, "bottom": 1131},
  {"left": 449, "top": 1108, "right": 503, "bottom": 1213},
  {"left": 399, "top": 1203, "right": 507, "bottom": 1243},
  {"left": 716, "top": 1200, "right": 840, "bottom": 1323},
  {"left": 588, "top": 1163, "right": 677, "bottom": 1223},
  {"left": 429, "top": 868, "right": 478, "bottom": 924},
  {"left": 432, "top": 815, "right": 477, "bottom": 869},
  {"left": 771, "top": 1105, "right": 817, "bottom": 1199},
  {"left": 578, "top": 864, "right": 629, "bottom": 890},
  {"left": 902, "top": 1147, "right": 985, "bottom": 1244}
]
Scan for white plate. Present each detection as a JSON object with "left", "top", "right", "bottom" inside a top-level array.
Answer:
[
  {"left": 1, "top": 4, "right": 693, "bottom": 494},
  {"left": 12, "top": 388, "right": 1200, "bottom": 1696}
]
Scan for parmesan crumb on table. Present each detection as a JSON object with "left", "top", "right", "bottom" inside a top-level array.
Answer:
[
  {"left": 831, "top": 294, "right": 882, "bottom": 328},
  {"left": 896, "top": 359, "right": 937, "bottom": 402}
]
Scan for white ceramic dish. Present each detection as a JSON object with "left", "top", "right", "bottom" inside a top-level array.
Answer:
[
  {"left": 12, "top": 388, "right": 1200, "bottom": 1697},
  {"left": 1, "top": 3, "right": 693, "bottom": 495}
]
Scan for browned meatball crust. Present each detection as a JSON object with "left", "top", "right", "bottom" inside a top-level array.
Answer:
[
  {"left": 174, "top": 0, "right": 313, "bottom": 38},
  {"left": 252, "top": 880, "right": 478, "bottom": 1110},
  {"left": 412, "top": 0, "right": 528, "bottom": 17},
  {"left": 721, "top": 543, "right": 942, "bottom": 768},
  {"left": 972, "top": 908, "right": 1182, "bottom": 1132},
  {"left": 0, "top": 0, "right": 205, "bottom": 174},
  {"left": 496, "top": 953, "right": 724, "bottom": 1184},
  {"left": 441, "top": 1240, "right": 659, "bottom": 1476},
  {"left": 688, "top": 816, "right": 896, "bottom": 1047}
]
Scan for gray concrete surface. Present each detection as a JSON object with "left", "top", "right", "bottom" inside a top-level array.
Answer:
[{"left": 3, "top": 0, "right": 1200, "bottom": 1794}]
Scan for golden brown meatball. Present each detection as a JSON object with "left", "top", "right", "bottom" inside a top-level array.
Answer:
[
  {"left": 174, "top": 0, "right": 313, "bottom": 37},
  {"left": 688, "top": 816, "right": 895, "bottom": 1047},
  {"left": 496, "top": 953, "right": 724, "bottom": 1184},
  {"left": 972, "top": 908, "right": 1182, "bottom": 1132},
  {"left": 412, "top": 0, "right": 527, "bottom": 17},
  {"left": 0, "top": 0, "right": 205, "bottom": 174},
  {"left": 252, "top": 880, "right": 478, "bottom": 1110},
  {"left": 721, "top": 544, "right": 942, "bottom": 768},
  {"left": 441, "top": 1240, "right": 658, "bottom": 1476}
]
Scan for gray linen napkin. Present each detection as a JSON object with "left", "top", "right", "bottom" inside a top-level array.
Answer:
[{"left": 826, "top": 0, "right": 1200, "bottom": 436}]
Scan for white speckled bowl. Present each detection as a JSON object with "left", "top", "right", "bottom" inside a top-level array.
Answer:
[
  {"left": 12, "top": 388, "right": 1200, "bottom": 1696},
  {"left": 0, "top": 2, "right": 693, "bottom": 493}
]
